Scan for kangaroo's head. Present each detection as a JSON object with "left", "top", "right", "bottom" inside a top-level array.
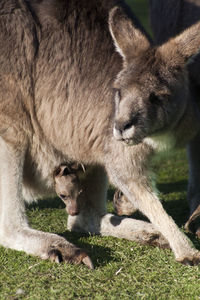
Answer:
[
  {"left": 53, "top": 163, "right": 82, "bottom": 216},
  {"left": 109, "top": 7, "right": 200, "bottom": 146}
]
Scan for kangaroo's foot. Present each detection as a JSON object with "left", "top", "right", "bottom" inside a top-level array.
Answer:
[
  {"left": 176, "top": 251, "right": 200, "bottom": 266},
  {"left": 47, "top": 240, "right": 94, "bottom": 269}
]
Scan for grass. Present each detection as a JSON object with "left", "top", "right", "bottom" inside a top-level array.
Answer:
[
  {"left": 126, "top": 0, "right": 150, "bottom": 33},
  {"left": 1, "top": 1, "right": 200, "bottom": 299}
]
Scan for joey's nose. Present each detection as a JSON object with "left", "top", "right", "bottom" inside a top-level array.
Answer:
[
  {"left": 59, "top": 194, "right": 68, "bottom": 200},
  {"left": 68, "top": 210, "right": 79, "bottom": 216},
  {"left": 67, "top": 206, "right": 79, "bottom": 216}
]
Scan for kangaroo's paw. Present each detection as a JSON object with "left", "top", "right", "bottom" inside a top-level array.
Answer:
[
  {"left": 176, "top": 251, "right": 200, "bottom": 266},
  {"left": 47, "top": 241, "right": 94, "bottom": 269},
  {"left": 113, "top": 190, "right": 137, "bottom": 216}
]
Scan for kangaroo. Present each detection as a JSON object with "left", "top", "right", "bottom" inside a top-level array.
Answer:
[
  {"left": 0, "top": 0, "right": 200, "bottom": 268},
  {"left": 53, "top": 163, "right": 84, "bottom": 216},
  {"left": 149, "top": 0, "right": 200, "bottom": 236}
]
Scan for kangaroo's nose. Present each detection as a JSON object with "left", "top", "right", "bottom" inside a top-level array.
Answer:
[
  {"left": 114, "top": 117, "right": 138, "bottom": 141},
  {"left": 115, "top": 116, "right": 138, "bottom": 133},
  {"left": 115, "top": 121, "right": 133, "bottom": 133}
]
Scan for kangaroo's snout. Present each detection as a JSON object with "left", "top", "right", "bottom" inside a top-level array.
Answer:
[
  {"left": 114, "top": 115, "right": 139, "bottom": 143},
  {"left": 113, "top": 122, "right": 135, "bottom": 141}
]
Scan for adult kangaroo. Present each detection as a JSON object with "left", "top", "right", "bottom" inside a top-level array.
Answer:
[
  {"left": 149, "top": 0, "right": 200, "bottom": 236},
  {"left": 0, "top": 0, "right": 200, "bottom": 267}
]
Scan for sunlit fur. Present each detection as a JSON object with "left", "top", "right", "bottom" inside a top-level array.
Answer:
[{"left": 0, "top": 0, "right": 200, "bottom": 265}]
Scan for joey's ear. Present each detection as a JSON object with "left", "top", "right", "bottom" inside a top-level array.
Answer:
[
  {"left": 53, "top": 166, "right": 62, "bottom": 178},
  {"left": 158, "top": 22, "right": 200, "bottom": 66},
  {"left": 109, "top": 7, "right": 150, "bottom": 61},
  {"left": 70, "top": 163, "right": 79, "bottom": 172},
  {"left": 60, "top": 165, "right": 71, "bottom": 176},
  {"left": 53, "top": 165, "right": 71, "bottom": 178}
]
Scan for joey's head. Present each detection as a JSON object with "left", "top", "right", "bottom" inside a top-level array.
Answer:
[
  {"left": 109, "top": 7, "right": 200, "bottom": 146},
  {"left": 53, "top": 164, "right": 82, "bottom": 216}
]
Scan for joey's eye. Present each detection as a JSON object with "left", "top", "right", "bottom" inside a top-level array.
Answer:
[
  {"left": 59, "top": 194, "right": 69, "bottom": 200},
  {"left": 149, "top": 92, "right": 161, "bottom": 105}
]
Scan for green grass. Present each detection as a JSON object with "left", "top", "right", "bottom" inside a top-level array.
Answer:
[
  {"left": 126, "top": 0, "right": 150, "bottom": 33},
  {"left": 1, "top": 1, "right": 200, "bottom": 300}
]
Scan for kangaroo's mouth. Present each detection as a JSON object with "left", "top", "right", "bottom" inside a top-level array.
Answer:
[
  {"left": 122, "top": 139, "right": 135, "bottom": 146},
  {"left": 113, "top": 123, "right": 146, "bottom": 146}
]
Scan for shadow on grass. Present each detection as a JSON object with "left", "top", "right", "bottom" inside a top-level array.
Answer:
[
  {"left": 157, "top": 180, "right": 188, "bottom": 194},
  {"left": 162, "top": 198, "right": 189, "bottom": 226},
  {"left": 58, "top": 231, "right": 115, "bottom": 267},
  {"left": 157, "top": 180, "right": 189, "bottom": 226},
  {"left": 107, "top": 186, "right": 115, "bottom": 201},
  {"left": 27, "top": 197, "right": 65, "bottom": 210}
]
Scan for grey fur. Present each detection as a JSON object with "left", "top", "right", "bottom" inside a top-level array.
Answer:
[
  {"left": 149, "top": 0, "right": 200, "bottom": 234},
  {"left": 0, "top": 0, "right": 200, "bottom": 266}
]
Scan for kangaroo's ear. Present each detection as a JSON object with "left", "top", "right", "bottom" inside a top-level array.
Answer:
[
  {"left": 158, "top": 22, "right": 200, "bottom": 66},
  {"left": 109, "top": 7, "right": 150, "bottom": 62}
]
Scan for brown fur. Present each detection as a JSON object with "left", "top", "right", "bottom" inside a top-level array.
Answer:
[{"left": 0, "top": 0, "right": 200, "bottom": 267}]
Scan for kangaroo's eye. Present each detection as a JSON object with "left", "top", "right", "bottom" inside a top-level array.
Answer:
[
  {"left": 149, "top": 93, "right": 161, "bottom": 105},
  {"left": 149, "top": 92, "right": 169, "bottom": 105}
]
